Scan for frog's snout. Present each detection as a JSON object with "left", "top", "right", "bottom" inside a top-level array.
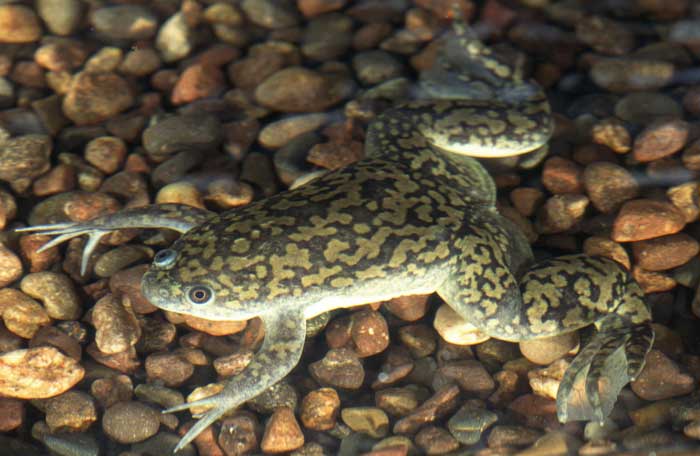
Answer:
[{"left": 141, "top": 267, "right": 182, "bottom": 312}]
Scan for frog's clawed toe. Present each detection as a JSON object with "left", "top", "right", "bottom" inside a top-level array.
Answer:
[
  {"left": 557, "top": 318, "right": 654, "bottom": 424},
  {"left": 165, "top": 395, "right": 234, "bottom": 453}
]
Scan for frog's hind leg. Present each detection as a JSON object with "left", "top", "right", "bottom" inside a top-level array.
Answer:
[{"left": 16, "top": 204, "right": 215, "bottom": 274}]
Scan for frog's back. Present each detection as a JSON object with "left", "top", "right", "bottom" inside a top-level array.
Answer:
[{"left": 171, "top": 158, "right": 474, "bottom": 315}]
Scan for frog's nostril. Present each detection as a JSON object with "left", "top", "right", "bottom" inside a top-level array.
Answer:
[{"left": 154, "top": 249, "right": 177, "bottom": 268}]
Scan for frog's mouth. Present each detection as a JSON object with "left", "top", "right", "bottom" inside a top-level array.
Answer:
[{"left": 141, "top": 268, "right": 184, "bottom": 312}]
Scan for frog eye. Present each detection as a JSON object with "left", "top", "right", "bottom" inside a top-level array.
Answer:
[
  {"left": 154, "top": 249, "right": 177, "bottom": 268},
  {"left": 187, "top": 285, "right": 214, "bottom": 305}
]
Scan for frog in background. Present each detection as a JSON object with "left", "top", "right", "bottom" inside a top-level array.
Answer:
[{"left": 20, "top": 13, "right": 653, "bottom": 453}]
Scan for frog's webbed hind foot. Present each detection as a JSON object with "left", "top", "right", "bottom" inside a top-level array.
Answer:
[
  {"left": 557, "top": 317, "right": 654, "bottom": 423},
  {"left": 16, "top": 204, "right": 214, "bottom": 274}
]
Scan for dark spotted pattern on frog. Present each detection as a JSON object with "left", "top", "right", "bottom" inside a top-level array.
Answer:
[{"left": 20, "top": 16, "right": 653, "bottom": 453}]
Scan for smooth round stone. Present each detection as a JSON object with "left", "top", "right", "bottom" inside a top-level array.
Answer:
[
  {"left": 353, "top": 50, "right": 404, "bottom": 86},
  {"left": 62, "top": 72, "right": 134, "bottom": 126},
  {"left": 615, "top": 92, "right": 682, "bottom": 124},
  {"left": 156, "top": 12, "right": 194, "bottom": 62},
  {"left": 0, "top": 5, "right": 42, "bottom": 43},
  {"left": 90, "top": 5, "right": 158, "bottom": 41},
  {"left": 591, "top": 59, "right": 674, "bottom": 92},
  {"left": 142, "top": 114, "right": 222, "bottom": 160},
  {"left": 241, "top": 0, "right": 300, "bottom": 29},
  {"left": 102, "top": 401, "right": 160, "bottom": 444},
  {"left": 447, "top": 404, "right": 498, "bottom": 445},
  {"left": 36, "top": 0, "right": 83, "bottom": 36},
  {"left": 302, "top": 13, "right": 353, "bottom": 61},
  {"left": 519, "top": 332, "right": 579, "bottom": 365}
]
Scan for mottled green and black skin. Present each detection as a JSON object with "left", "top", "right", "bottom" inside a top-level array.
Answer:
[{"left": 20, "top": 18, "right": 653, "bottom": 453}]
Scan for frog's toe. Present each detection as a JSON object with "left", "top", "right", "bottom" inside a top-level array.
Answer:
[
  {"left": 172, "top": 404, "right": 232, "bottom": 453},
  {"left": 162, "top": 394, "right": 221, "bottom": 414},
  {"left": 624, "top": 322, "right": 654, "bottom": 380}
]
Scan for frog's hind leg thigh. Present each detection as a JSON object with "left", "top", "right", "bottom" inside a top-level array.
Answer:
[{"left": 16, "top": 204, "right": 215, "bottom": 274}]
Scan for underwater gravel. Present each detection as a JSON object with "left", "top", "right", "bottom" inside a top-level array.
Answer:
[{"left": 0, "top": 0, "right": 699, "bottom": 455}]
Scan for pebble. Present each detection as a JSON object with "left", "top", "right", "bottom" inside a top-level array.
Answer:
[
  {"left": 45, "top": 391, "right": 97, "bottom": 432},
  {"left": 109, "top": 265, "right": 157, "bottom": 314},
  {"left": 62, "top": 72, "right": 134, "bottom": 125},
  {"left": 90, "top": 5, "right": 157, "bottom": 41},
  {"left": 591, "top": 117, "right": 631, "bottom": 154},
  {"left": 92, "top": 294, "right": 141, "bottom": 354},
  {"left": 132, "top": 432, "right": 196, "bottom": 455},
  {"left": 393, "top": 384, "right": 460, "bottom": 434},
  {"left": 307, "top": 140, "right": 364, "bottom": 170},
  {"left": 300, "top": 387, "right": 340, "bottom": 431},
  {"left": 591, "top": 59, "right": 674, "bottom": 93},
  {"left": 0, "top": 244, "right": 22, "bottom": 287},
  {"left": 260, "top": 406, "right": 305, "bottom": 453},
  {"left": 433, "top": 303, "right": 489, "bottom": 345},
  {"left": 353, "top": 50, "right": 404, "bottom": 86},
  {"left": 576, "top": 16, "right": 634, "bottom": 56},
  {"left": 582, "top": 161, "right": 639, "bottom": 213},
  {"left": 42, "top": 432, "right": 100, "bottom": 456},
  {"left": 0, "top": 346, "right": 84, "bottom": 399},
  {"left": 102, "top": 401, "right": 160, "bottom": 444},
  {"left": 84, "top": 136, "right": 126, "bottom": 175},
  {"left": 612, "top": 199, "right": 686, "bottom": 242},
  {"left": 254, "top": 67, "right": 353, "bottom": 112},
  {"left": 142, "top": 114, "right": 222, "bottom": 160},
  {"left": 633, "top": 118, "right": 689, "bottom": 162},
  {"left": 509, "top": 187, "right": 544, "bottom": 217},
  {"left": 241, "top": 0, "right": 300, "bottom": 29},
  {"left": 90, "top": 375, "right": 132, "bottom": 408},
  {"left": 35, "top": 39, "right": 87, "bottom": 72},
  {"left": 217, "top": 412, "right": 260, "bottom": 456},
  {"left": 227, "top": 52, "right": 286, "bottom": 92},
  {"left": 375, "top": 385, "right": 426, "bottom": 417},
  {"left": 0, "top": 397, "right": 24, "bottom": 432},
  {"left": 341, "top": 407, "right": 389, "bottom": 438},
  {"left": 20, "top": 272, "right": 81, "bottom": 320},
  {"left": 435, "top": 359, "right": 495, "bottom": 399},
  {"left": 303, "top": 13, "right": 353, "bottom": 61},
  {"left": 298, "top": 0, "right": 347, "bottom": 17},
  {"left": 171, "top": 64, "right": 225, "bottom": 105},
  {"left": 397, "top": 324, "right": 436, "bottom": 358},
  {"left": 519, "top": 332, "right": 578, "bottom": 365},
  {"left": 0, "top": 288, "right": 50, "bottom": 339},
  {"left": 0, "top": 134, "right": 51, "bottom": 192},
  {"left": 156, "top": 12, "right": 194, "bottom": 63},
  {"left": 259, "top": 113, "right": 328, "bottom": 149},
  {"left": 487, "top": 424, "right": 542, "bottom": 448},
  {"left": 384, "top": 294, "right": 429, "bottom": 322},
  {"left": 415, "top": 426, "right": 459, "bottom": 454},
  {"left": 582, "top": 236, "right": 631, "bottom": 270},
  {"left": 536, "top": 194, "right": 589, "bottom": 234},
  {"left": 669, "top": 19, "right": 700, "bottom": 47},
  {"left": 36, "top": 0, "right": 82, "bottom": 36},
  {"left": 667, "top": 183, "right": 699, "bottom": 225},
  {"left": 447, "top": 404, "right": 498, "bottom": 445},
  {"left": 247, "top": 381, "right": 298, "bottom": 414},
  {"left": 350, "top": 309, "right": 389, "bottom": 357},
  {"left": 527, "top": 359, "right": 568, "bottom": 400},
  {"left": 615, "top": 92, "right": 682, "bottom": 125},
  {"left": 145, "top": 351, "right": 195, "bottom": 387},
  {"left": 631, "top": 350, "right": 695, "bottom": 400},
  {"left": 541, "top": 156, "right": 582, "bottom": 194},
  {"left": 309, "top": 348, "right": 364, "bottom": 389},
  {"left": 0, "top": 5, "right": 42, "bottom": 43},
  {"left": 518, "top": 430, "right": 581, "bottom": 456},
  {"left": 632, "top": 233, "right": 699, "bottom": 271},
  {"left": 628, "top": 399, "right": 676, "bottom": 429}
]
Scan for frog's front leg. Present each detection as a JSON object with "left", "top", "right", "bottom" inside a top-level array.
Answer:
[
  {"left": 164, "top": 306, "right": 307, "bottom": 453},
  {"left": 439, "top": 243, "right": 653, "bottom": 423},
  {"left": 16, "top": 204, "right": 215, "bottom": 274}
]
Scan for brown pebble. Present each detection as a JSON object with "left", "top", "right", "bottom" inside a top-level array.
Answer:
[
  {"left": 92, "top": 294, "right": 141, "bottom": 354},
  {"left": 309, "top": 348, "right": 364, "bottom": 389},
  {"left": 583, "top": 161, "right": 639, "bottom": 213},
  {"left": 20, "top": 271, "right": 81, "bottom": 320},
  {"left": 45, "top": 390, "right": 97, "bottom": 432},
  {"left": 0, "top": 346, "right": 84, "bottom": 399},
  {"left": 0, "top": 397, "right": 24, "bottom": 431},
  {"left": 415, "top": 425, "right": 459, "bottom": 454},
  {"left": 519, "top": 332, "right": 578, "bottom": 366},
  {"left": 260, "top": 406, "right": 304, "bottom": 453},
  {"left": 0, "top": 5, "right": 42, "bottom": 43},
  {"left": 300, "top": 387, "right": 340, "bottom": 431},
  {"left": 612, "top": 199, "right": 686, "bottom": 242},
  {"left": 171, "top": 64, "right": 225, "bottom": 105},
  {"left": 351, "top": 309, "right": 389, "bottom": 358},
  {"left": 218, "top": 412, "right": 260, "bottom": 455},
  {"left": 541, "top": 157, "right": 583, "bottom": 194},
  {"left": 90, "top": 374, "right": 133, "bottom": 408},
  {"left": 633, "top": 118, "right": 689, "bottom": 162},
  {"left": 487, "top": 424, "right": 542, "bottom": 448},
  {"left": 631, "top": 350, "right": 695, "bottom": 400},
  {"left": 307, "top": 140, "right": 364, "bottom": 170},
  {"left": 509, "top": 187, "right": 545, "bottom": 217},
  {"left": 384, "top": 294, "right": 430, "bottom": 322},
  {"left": 667, "top": 182, "right": 700, "bottom": 223},
  {"left": 536, "top": 194, "right": 589, "bottom": 234},
  {"left": 62, "top": 72, "right": 134, "bottom": 125},
  {"left": 145, "top": 351, "right": 195, "bottom": 387},
  {"left": 393, "top": 384, "right": 460, "bottom": 434},
  {"left": 582, "top": 236, "right": 631, "bottom": 270},
  {"left": 0, "top": 244, "right": 22, "bottom": 287},
  {"left": 436, "top": 360, "right": 495, "bottom": 399},
  {"left": 102, "top": 401, "right": 160, "bottom": 444},
  {"left": 591, "top": 117, "right": 631, "bottom": 154},
  {"left": 0, "top": 288, "right": 51, "bottom": 339},
  {"left": 84, "top": 136, "right": 127, "bottom": 174},
  {"left": 632, "top": 233, "right": 699, "bottom": 271},
  {"left": 183, "top": 315, "right": 247, "bottom": 336},
  {"left": 109, "top": 265, "right": 158, "bottom": 314},
  {"left": 633, "top": 266, "right": 677, "bottom": 293}
]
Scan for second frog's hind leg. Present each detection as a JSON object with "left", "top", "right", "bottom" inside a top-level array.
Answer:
[
  {"left": 439, "top": 244, "right": 654, "bottom": 423},
  {"left": 15, "top": 204, "right": 215, "bottom": 274}
]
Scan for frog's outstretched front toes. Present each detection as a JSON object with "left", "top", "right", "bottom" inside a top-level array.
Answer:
[{"left": 15, "top": 222, "right": 110, "bottom": 275}]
